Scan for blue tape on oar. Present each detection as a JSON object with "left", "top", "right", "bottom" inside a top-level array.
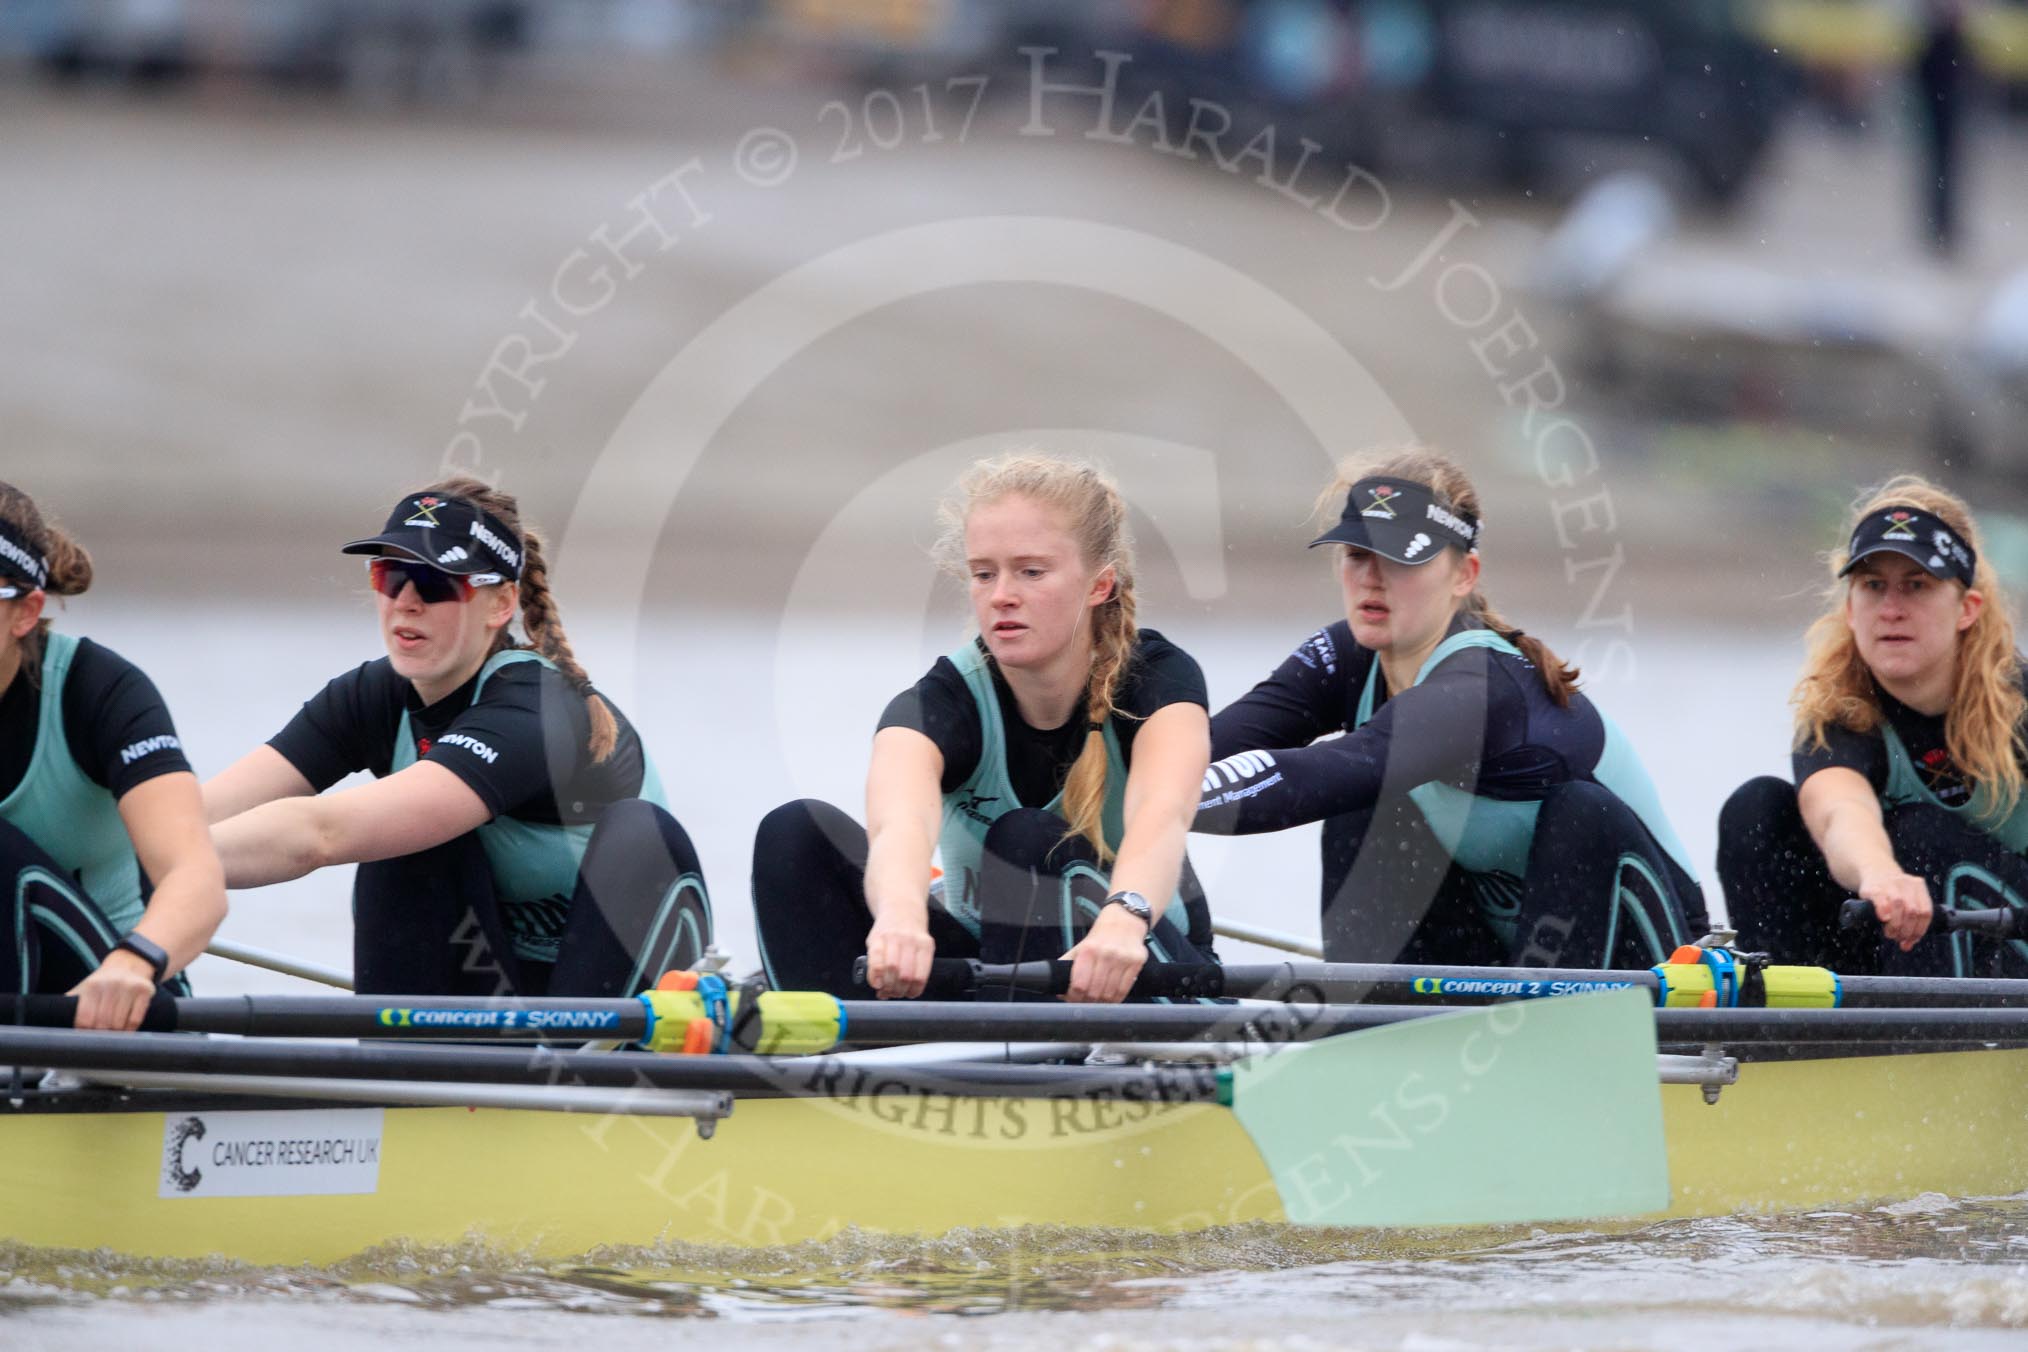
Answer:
[{"left": 1221, "top": 988, "right": 1669, "bottom": 1227}]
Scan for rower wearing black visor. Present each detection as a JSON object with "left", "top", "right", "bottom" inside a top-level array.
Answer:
[
  {"left": 1719, "top": 476, "right": 2028, "bottom": 977},
  {"left": 204, "top": 480, "right": 711, "bottom": 996},
  {"left": 0, "top": 481, "right": 225, "bottom": 1028},
  {"left": 1199, "top": 448, "right": 1706, "bottom": 970}
]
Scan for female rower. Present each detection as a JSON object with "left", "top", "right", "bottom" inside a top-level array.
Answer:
[
  {"left": 205, "top": 479, "right": 710, "bottom": 996},
  {"left": 752, "top": 452, "right": 1218, "bottom": 1002},
  {"left": 1200, "top": 449, "right": 1706, "bottom": 969},
  {"left": 1718, "top": 476, "right": 2028, "bottom": 976},
  {"left": 0, "top": 483, "right": 225, "bottom": 1028}
]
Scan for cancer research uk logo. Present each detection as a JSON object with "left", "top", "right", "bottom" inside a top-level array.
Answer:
[
  {"left": 159, "top": 1108, "right": 385, "bottom": 1199},
  {"left": 162, "top": 1115, "right": 206, "bottom": 1192}
]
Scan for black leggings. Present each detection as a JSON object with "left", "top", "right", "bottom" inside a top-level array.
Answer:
[
  {"left": 0, "top": 817, "right": 190, "bottom": 997},
  {"left": 1718, "top": 775, "right": 2028, "bottom": 977},
  {"left": 750, "top": 798, "right": 1216, "bottom": 998},
  {"left": 351, "top": 798, "right": 712, "bottom": 996},
  {"left": 1318, "top": 780, "right": 1708, "bottom": 969}
]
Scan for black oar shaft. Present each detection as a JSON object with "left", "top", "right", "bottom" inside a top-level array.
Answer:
[
  {"left": 2, "top": 994, "right": 655, "bottom": 1041},
  {"left": 0, "top": 1026, "right": 1221, "bottom": 1101},
  {"left": 839, "top": 1001, "right": 1402, "bottom": 1044},
  {"left": 897, "top": 958, "right": 2028, "bottom": 1009},
  {"left": 1839, "top": 974, "right": 2028, "bottom": 1007},
  {"left": 831, "top": 1001, "right": 2028, "bottom": 1047}
]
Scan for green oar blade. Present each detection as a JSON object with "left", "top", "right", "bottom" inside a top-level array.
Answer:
[{"left": 1227, "top": 987, "right": 1668, "bottom": 1227}]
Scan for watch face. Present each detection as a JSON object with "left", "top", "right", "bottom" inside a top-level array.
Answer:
[{"left": 1110, "top": 892, "right": 1152, "bottom": 921}]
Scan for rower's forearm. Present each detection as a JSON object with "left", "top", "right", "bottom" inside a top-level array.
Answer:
[
  {"left": 864, "top": 823, "right": 935, "bottom": 927},
  {"left": 1818, "top": 809, "right": 1902, "bottom": 895},
  {"left": 1108, "top": 811, "right": 1188, "bottom": 919},
  {"left": 129, "top": 863, "right": 229, "bottom": 975},
  {"left": 1192, "top": 744, "right": 1375, "bottom": 835},
  {"left": 203, "top": 769, "right": 270, "bottom": 826},
  {"left": 211, "top": 799, "right": 334, "bottom": 889}
]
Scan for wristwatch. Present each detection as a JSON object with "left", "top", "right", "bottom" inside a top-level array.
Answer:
[
  {"left": 1103, "top": 890, "right": 1154, "bottom": 933},
  {"left": 114, "top": 932, "right": 170, "bottom": 985}
]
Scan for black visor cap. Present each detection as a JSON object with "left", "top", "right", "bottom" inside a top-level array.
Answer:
[
  {"left": 1309, "top": 476, "right": 1480, "bottom": 565},
  {"left": 341, "top": 493, "right": 523, "bottom": 581},
  {"left": 1837, "top": 506, "right": 1975, "bottom": 588}
]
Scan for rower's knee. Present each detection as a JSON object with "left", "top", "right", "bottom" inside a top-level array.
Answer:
[
  {"left": 0, "top": 816, "right": 69, "bottom": 885},
  {"left": 586, "top": 797, "right": 689, "bottom": 869},
  {"left": 0, "top": 815, "right": 41, "bottom": 860},
  {"left": 578, "top": 799, "right": 710, "bottom": 936},
  {"left": 751, "top": 799, "right": 866, "bottom": 933},
  {"left": 591, "top": 795, "right": 662, "bottom": 837},
  {"left": 1531, "top": 781, "right": 1641, "bottom": 862},
  {"left": 1719, "top": 776, "right": 1799, "bottom": 846},
  {"left": 982, "top": 808, "right": 1091, "bottom": 875},
  {"left": 1536, "top": 779, "right": 1629, "bottom": 830},
  {"left": 755, "top": 799, "right": 856, "bottom": 865}
]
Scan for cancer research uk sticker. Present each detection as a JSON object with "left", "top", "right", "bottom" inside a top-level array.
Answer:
[{"left": 159, "top": 1109, "right": 384, "bottom": 1199}]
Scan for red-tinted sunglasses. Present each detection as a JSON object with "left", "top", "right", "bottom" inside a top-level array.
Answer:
[{"left": 367, "top": 558, "right": 501, "bottom": 604}]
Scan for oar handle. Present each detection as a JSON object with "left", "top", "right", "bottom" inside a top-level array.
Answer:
[
  {"left": 1838, "top": 898, "right": 2018, "bottom": 939},
  {"left": 849, "top": 957, "right": 1227, "bottom": 999},
  {"left": 1, "top": 992, "right": 180, "bottom": 1032}
]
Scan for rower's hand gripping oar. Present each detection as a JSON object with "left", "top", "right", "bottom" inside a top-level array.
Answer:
[
  {"left": 6, "top": 991, "right": 180, "bottom": 1032},
  {"left": 852, "top": 955, "right": 1232, "bottom": 1000},
  {"left": 1840, "top": 898, "right": 2020, "bottom": 939}
]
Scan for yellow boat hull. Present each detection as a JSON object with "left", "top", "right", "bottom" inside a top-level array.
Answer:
[{"left": 6, "top": 1047, "right": 2026, "bottom": 1264}]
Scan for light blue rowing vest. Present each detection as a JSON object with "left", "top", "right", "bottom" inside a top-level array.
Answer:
[
  {"left": 1355, "top": 629, "right": 1699, "bottom": 942},
  {"left": 1879, "top": 723, "right": 2028, "bottom": 853},
  {"left": 390, "top": 648, "right": 668, "bottom": 962},
  {"left": 0, "top": 633, "right": 146, "bottom": 935},
  {"left": 1878, "top": 722, "right": 2028, "bottom": 972},
  {"left": 934, "top": 640, "right": 1192, "bottom": 945}
]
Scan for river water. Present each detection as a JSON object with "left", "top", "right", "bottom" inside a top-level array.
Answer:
[
  {"left": 7, "top": 603, "right": 2027, "bottom": 1346},
  {"left": 7, "top": 1202, "right": 2028, "bottom": 1347}
]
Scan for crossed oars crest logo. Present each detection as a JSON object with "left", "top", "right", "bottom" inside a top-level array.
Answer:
[
  {"left": 1882, "top": 510, "right": 1919, "bottom": 541},
  {"left": 1361, "top": 485, "right": 1400, "bottom": 519},
  {"left": 404, "top": 496, "right": 445, "bottom": 528}
]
